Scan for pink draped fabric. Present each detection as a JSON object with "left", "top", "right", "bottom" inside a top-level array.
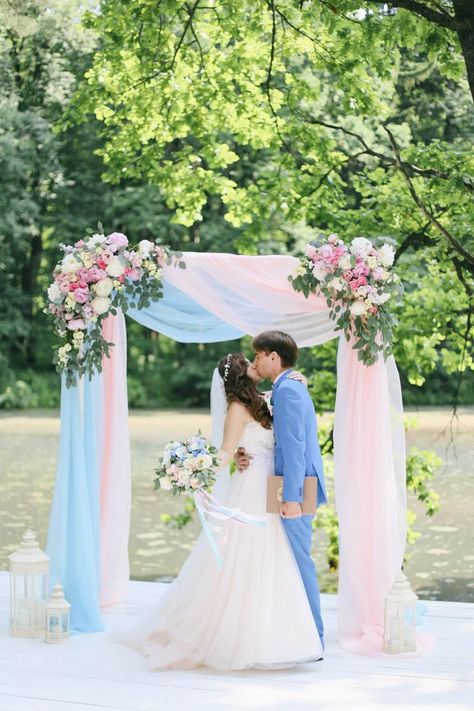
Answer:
[
  {"left": 99, "top": 311, "right": 131, "bottom": 606},
  {"left": 334, "top": 346, "right": 406, "bottom": 654},
  {"left": 98, "top": 252, "right": 412, "bottom": 655}
]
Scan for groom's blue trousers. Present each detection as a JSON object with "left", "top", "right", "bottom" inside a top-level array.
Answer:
[{"left": 281, "top": 515, "right": 324, "bottom": 648}]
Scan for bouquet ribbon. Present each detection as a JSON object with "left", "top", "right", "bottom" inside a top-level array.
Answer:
[{"left": 193, "top": 489, "right": 267, "bottom": 568}]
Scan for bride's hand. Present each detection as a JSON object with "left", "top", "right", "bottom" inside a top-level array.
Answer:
[{"left": 288, "top": 371, "right": 308, "bottom": 387}]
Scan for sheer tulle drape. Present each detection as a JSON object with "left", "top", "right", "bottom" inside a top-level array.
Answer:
[{"left": 48, "top": 252, "right": 409, "bottom": 654}]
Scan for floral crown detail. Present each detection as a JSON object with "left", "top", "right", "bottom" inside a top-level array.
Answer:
[{"left": 223, "top": 353, "right": 232, "bottom": 382}]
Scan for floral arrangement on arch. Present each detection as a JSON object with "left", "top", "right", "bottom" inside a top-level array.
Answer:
[
  {"left": 46, "top": 229, "right": 184, "bottom": 386},
  {"left": 290, "top": 234, "right": 403, "bottom": 365}
]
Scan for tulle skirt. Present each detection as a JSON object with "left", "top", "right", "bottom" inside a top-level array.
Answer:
[{"left": 122, "top": 453, "right": 323, "bottom": 671}]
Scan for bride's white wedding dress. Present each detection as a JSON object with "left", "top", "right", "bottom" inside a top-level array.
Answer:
[{"left": 124, "top": 419, "right": 323, "bottom": 671}]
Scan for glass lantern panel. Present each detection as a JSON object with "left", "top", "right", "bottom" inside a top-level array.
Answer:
[
  {"left": 48, "top": 614, "right": 61, "bottom": 633},
  {"left": 61, "top": 613, "right": 69, "bottom": 634}
]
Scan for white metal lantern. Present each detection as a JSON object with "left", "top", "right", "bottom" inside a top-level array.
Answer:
[
  {"left": 384, "top": 571, "right": 418, "bottom": 654},
  {"left": 8, "top": 529, "right": 49, "bottom": 638},
  {"left": 45, "top": 581, "right": 71, "bottom": 644}
]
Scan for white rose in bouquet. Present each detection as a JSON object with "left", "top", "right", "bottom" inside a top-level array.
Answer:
[
  {"left": 106, "top": 256, "right": 125, "bottom": 278},
  {"left": 350, "top": 237, "right": 372, "bottom": 258},
  {"left": 87, "top": 233, "right": 106, "bottom": 248},
  {"left": 372, "top": 292, "right": 391, "bottom": 305},
  {"left": 312, "top": 264, "right": 327, "bottom": 281},
  {"left": 61, "top": 254, "right": 82, "bottom": 274},
  {"left": 349, "top": 300, "right": 368, "bottom": 316},
  {"left": 48, "top": 283, "right": 63, "bottom": 303},
  {"left": 328, "top": 276, "right": 345, "bottom": 292},
  {"left": 160, "top": 476, "right": 174, "bottom": 491},
  {"left": 339, "top": 254, "right": 351, "bottom": 270},
  {"left": 95, "top": 277, "right": 114, "bottom": 297},
  {"left": 379, "top": 243, "right": 395, "bottom": 267},
  {"left": 138, "top": 239, "right": 154, "bottom": 258},
  {"left": 91, "top": 296, "right": 111, "bottom": 314}
]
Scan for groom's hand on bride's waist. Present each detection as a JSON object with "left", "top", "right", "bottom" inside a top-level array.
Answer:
[
  {"left": 280, "top": 502, "right": 303, "bottom": 519},
  {"left": 234, "top": 447, "right": 253, "bottom": 471}
]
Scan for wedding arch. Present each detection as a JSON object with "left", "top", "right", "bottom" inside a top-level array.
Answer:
[{"left": 46, "top": 248, "right": 406, "bottom": 656}]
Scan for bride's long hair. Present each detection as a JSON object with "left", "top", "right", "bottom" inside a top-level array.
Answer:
[{"left": 218, "top": 353, "right": 272, "bottom": 430}]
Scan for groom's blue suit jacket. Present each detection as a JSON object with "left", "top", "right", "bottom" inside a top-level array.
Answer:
[{"left": 272, "top": 370, "right": 327, "bottom": 506}]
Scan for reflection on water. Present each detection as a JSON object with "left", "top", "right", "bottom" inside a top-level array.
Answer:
[{"left": 0, "top": 408, "right": 473, "bottom": 601}]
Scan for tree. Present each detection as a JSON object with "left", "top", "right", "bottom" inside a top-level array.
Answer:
[{"left": 71, "top": 0, "right": 473, "bottom": 402}]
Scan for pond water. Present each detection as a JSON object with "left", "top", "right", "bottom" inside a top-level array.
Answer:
[{"left": 0, "top": 407, "right": 472, "bottom": 602}]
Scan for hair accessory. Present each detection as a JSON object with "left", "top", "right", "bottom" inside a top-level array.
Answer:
[{"left": 223, "top": 353, "right": 232, "bottom": 382}]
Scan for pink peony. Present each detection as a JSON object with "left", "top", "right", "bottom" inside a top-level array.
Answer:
[
  {"left": 68, "top": 319, "right": 85, "bottom": 330},
  {"left": 73, "top": 288, "right": 90, "bottom": 304},
  {"left": 107, "top": 232, "right": 129, "bottom": 251},
  {"left": 319, "top": 244, "right": 334, "bottom": 259},
  {"left": 372, "top": 267, "right": 385, "bottom": 281},
  {"left": 86, "top": 266, "right": 107, "bottom": 282}
]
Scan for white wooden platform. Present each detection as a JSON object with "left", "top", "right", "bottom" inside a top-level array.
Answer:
[{"left": 0, "top": 572, "right": 472, "bottom": 711}]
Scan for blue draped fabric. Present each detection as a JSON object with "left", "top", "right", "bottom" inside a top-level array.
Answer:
[
  {"left": 126, "top": 280, "right": 244, "bottom": 342},
  {"left": 48, "top": 281, "right": 244, "bottom": 632},
  {"left": 46, "top": 375, "right": 104, "bottom": 632}
]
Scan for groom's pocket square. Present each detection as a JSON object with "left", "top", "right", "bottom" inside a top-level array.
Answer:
[{"left": 266, "top": 476, "right": 317, "bottom": 514}]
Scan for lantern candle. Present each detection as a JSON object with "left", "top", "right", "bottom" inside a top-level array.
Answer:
[
  {"left": 384, "top": 572, "right": 418, "bottom": 654},
  {"left": 45, "top": 582, "right": 71, "bottom": 644},
  {"left": 8, "top": 530, "right": 49, "bottom": 638}
]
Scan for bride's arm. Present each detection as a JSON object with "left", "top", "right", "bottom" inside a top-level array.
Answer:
[{"left": 216, "top": 401, "right": 250, "bottom": 470}]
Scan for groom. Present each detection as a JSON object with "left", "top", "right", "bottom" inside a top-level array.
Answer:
[{"left": 236, "top": 330, "right": 327, "bottom": 647}]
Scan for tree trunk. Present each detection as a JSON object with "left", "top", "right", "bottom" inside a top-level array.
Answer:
[{"left": 453, "top": 0, "right": 474, "bottom": 102}]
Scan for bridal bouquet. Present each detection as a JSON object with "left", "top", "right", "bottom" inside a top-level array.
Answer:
[
  {"left": 46, "top": 228, "right": 184, "bottom": 386},
  {"left": 290, "top": 234, "right": 403, "bottom": 365},
  {"left": 154, "top": 434, "right": 220, "bottom": 494}
]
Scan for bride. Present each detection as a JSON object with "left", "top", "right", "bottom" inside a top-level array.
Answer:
[{"left": 123, "top": 353, "right": 323, "bottom": 671}]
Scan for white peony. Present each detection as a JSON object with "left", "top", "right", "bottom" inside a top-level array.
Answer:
[
  {"left": 138, "top": 240, "right": 154, "bottom": 258},
  {"left": 160, "top": 476, "right": 174, "bottom": 491},
  {"left": 91, "top": 296, "right": 110, "bottom": 314},
  {"left": 350, "top": 237, "right": 373, "bottom": 259},
  {"left": 349, "top": 300, "right": 368, "bottom": 316},
  {"left": 379, "top": 243, "right": 395, "bottom": 267},
  {"left": 94, "top": 277, "right": 114, "bottom": 297},
  {"left": 106, "top": 256, "right": 125, "bottom": 278},
  {"left": 48, "top": 283, "right": 62, "bottom": 302},
  {"left": 61, "top": 254, "right": 82, "bottom": 274}
]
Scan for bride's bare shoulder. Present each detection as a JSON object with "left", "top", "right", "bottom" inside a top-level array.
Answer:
[{"left": 226, "top": 400, "right": 252, "bottom": 422}]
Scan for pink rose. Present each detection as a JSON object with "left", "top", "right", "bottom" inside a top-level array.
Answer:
[
  {"left": 349, "top": 279, "right": 360, "bottom": 291},
  {"left": 75, "top": 240, "right": 85, "bottom": 248},
  {"left": 343, "top": 269, "right": 354, "bottom": 281},
  {"left": 68, "top": 319, "right": 85, "bottom": 330},
  {"left": 368, "top": 306, "right": 378, "bottom": 315},
  {"left": 96, "top": 258, "right": 107, "bottom": 270},
  {"left": 74, "top": 288, "right": 89, "bottom": 304},
  {"left": 357, "top": 276, "right": 367, "bottom": 286}
]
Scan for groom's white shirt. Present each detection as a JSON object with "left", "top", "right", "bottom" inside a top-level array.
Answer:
[{"left": 272, "top": 368, "right": 291, "bottom": 387}]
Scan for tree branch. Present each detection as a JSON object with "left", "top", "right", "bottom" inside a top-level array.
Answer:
[
  {"left": 364, "top": 0, "right": 458, "bottom": 30},
  {"left": 384, "top": 126, "right": 474, "bottom": 268}
]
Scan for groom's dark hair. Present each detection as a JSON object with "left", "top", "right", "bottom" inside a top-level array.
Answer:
[{"left": 252, "top": 331, "right": 298, "bottom": 368}]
